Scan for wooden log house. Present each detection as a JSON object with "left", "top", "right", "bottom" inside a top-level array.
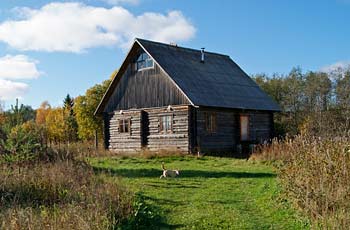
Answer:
[{"left": 95, "top": 38, "right": 280, "bottom": 156}]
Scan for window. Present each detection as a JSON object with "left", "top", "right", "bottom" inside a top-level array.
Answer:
[
  {"left": 205, "top": 112, "right": 217, "bottom": 133},
  {"left": 159, "top": 115, "right": 173, "bottom": 133},
  {"left": 240, "top": 115, "right": 249, "bottom": 141},
  {"left": 119, "top": 119, "right": 130, "bottom": 133},
  {"left": 134, "top": 52, "right": 153, "bottom": 71}
]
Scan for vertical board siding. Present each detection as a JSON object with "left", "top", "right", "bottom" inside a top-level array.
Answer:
[
  {"left": 145, "top": 106, "right": 190, "bottom": 153},
  {"left": 196, "top": 108, "right": 273, "bottom": 154},
  {"left": 196, "top": 108, "right": 237, "bottom": 153},
  {"left": 104, "top": 62, "right": 190, "bottom": 113},
  {"left": 108, "top": 110, "right": 142, "bottom": 152},
  {"left": 249, "top": 112, "right": 273, "bottom": 143}
]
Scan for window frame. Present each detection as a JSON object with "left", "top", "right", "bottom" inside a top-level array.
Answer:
[
  {"left": 118, "top": 118, "right": 131, "bottom": 134},
  {"left": 205, "top": 112, "right": 217, "bottom": 134},
  {"left": 159, "top": 114, "right": 173, "bottom": 134},
  {"left": 134, "top": 52, "right": 154, "bottom": 71}
]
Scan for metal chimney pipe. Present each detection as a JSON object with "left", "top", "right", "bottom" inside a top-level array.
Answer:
[{"left": 201, "top": 48, "right": 205, "bottom": 63}]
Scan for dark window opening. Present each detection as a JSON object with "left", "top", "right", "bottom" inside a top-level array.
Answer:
[
  {"left": 119, "top": 119, "right": 130, "bottom": 133},
  {"left": 205, "top": 112, "right": 217, "bottom": 133},
  {"left": 159, "top": 115, "right": 173, "bottom": 133},
  {"left": 134, "top": 52, "right": 153, "bottom": 71}
]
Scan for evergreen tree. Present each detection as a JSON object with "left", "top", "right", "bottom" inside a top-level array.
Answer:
[{"left": 63, "top": 94, "right": 78, "bottom": 142}]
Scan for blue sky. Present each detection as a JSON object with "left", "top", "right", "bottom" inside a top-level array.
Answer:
[{"left": 0, "top": 0, "right": 349, "bottom": 109}]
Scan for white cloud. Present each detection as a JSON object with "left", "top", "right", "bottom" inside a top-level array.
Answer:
[
  {"left": 0, "top": 55, "right": 41, "bottom": 80},
  {"left": 0, "top": 54, "right": 41, "bottom": 101},
  {"left": 0, "top": 2, "right": 196, "bottom": 53},
  {"left": 0, "top": 79, "right": 29, "bottom": 100},
  {"left": 101, "top": 0, "right": 139, "bottom": 5},
  {"left": 320, "top": 60, "right": 350, "bottom": 73}
]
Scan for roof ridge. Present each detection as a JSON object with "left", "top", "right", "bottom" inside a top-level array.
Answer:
[{"left": 135, "top": 38, "right": 230, "bottom": 57}]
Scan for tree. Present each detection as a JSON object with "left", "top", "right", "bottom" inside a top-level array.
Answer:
[
  {"left": 253, "top": 67, "right": 338, "bottom": 136},
  {"left": 46, "top": 107, "right": 65, "bottom": 145},
  {"left": 335, "top": 70, "right": 350, "bottom": 132},
  {"left": 304, "top": 72, "right": 332, "bottom": 113},
  {"left": 35, "top": 101, "right": 52, "bottom": 147},
  {"left": 36, "top": 101, "right": 51, "bottom": 125},
  {"left": 74, "top": 79, "right": 110, "bottom": 141},
  {"left": 2, "top": 99, "right": 36, "bottom": 135},
  {"left": 252, "top": 73, "right": 288, "bottom": 107},
  {"left": 63, "top": 94, "right": 78, "bottom": 142},
  {"left": 3, "top": 121, "right": 43, "bottom": 157}
]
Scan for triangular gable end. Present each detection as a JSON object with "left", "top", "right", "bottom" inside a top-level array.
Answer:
[
  {"left": 135, "top": 39, "right": 195, "bottom": 107},
  {"left": 94, "top": 39, "right": 194, "bottom": 115}
]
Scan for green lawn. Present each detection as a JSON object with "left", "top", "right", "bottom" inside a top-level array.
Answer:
[{"left": 90, "top": 156, "right": 307, "bottom": 230}]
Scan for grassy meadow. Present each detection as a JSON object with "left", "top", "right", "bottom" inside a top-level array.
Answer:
[
  {"left": 90, "top": 156, "right": 307, "bottom": 229},
  {"left": 0, "top": 159, "right": 133, "bottom": 230},
  {"left": 2, "top": 135, "right": 349, "bottom": 229}
]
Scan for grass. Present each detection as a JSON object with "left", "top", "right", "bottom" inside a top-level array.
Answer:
[
  {"left": 90, "top": 156, "right": 307, "bottom": 229},
  {"left": 253, "top": 135, "right": 350, "bottom": 229},
  {"left": 0, "top": 160, "right": 133, "bottom": 230}
]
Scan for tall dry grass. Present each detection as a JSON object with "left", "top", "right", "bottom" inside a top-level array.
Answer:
[
  {"left": 0, "top": 160, "right": 133, "bottom": 229},
  {"left": 252, "top": 135, "right": 350, "bottom": 229}
]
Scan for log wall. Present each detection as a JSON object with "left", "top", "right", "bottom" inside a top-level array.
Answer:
[
  {"left": 106, "top": 105, "right": 273, "bottom": 154},
  {"left": 108, "top": 110, "right": 142, "bottom": 152},
  {"left": 145, "top": 105, "right": 190, "bottom": 153},
  {"left": 107, "top": 105, "right": 190, "bottom": 153}
]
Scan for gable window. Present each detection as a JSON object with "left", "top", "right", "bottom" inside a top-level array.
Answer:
[
  {"left": 205, "top": 112, "right": 217, "bottom": 133},
  {"left": 134, "top": 52, "right": 153, "bottom": 71},
  {"left": 159, "top": 115, "right": 173, "bottom": 133},
  {"left": 240, "top": 115, "right": 249, "bottom": 141},
  {"left": 119, "top": 119, "right": 130, "bottom": 133}
]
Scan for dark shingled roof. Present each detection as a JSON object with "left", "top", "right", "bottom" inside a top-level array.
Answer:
[
  {"left": 137, "top": 38, "right": 280, "bottom": 111},
  {"left": 95, "top": 38, "right": 280, "bottom": 114}
]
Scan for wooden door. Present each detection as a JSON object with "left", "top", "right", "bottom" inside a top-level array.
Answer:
[{"left": 240, "top": 115, "right": 249, "bottom": 141}]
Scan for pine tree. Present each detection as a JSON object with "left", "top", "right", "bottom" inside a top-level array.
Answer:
[{"left": 63, "top": 94, "right": 78, "bottom": 143}]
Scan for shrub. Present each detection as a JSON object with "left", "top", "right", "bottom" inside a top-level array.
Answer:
[
  {"left": 3, "top": 121, "right": 44, "bottom": 158},
  {"left": 0, "top": 160, "right": 133, "bottom": 229},
  {"left": 252, "top": 135, "right": 350, "bottom": 228}
]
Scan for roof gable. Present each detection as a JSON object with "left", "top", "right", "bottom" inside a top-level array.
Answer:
[
  {"left": 96, "top": 38, "right": 280, "bottom": 115},
  {"left": 95, "top": 40, "right": 192, "bottom": 114},
  {"left": 137, "top": 39, "right": 280, "bottom": 111}
]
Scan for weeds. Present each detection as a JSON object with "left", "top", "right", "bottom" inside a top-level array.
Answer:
[
  {"left": 252, "top": 135, "right": 350, "bottom": 229},
  {"left": 0, "top": 160, "right": 133, "bottom": 229},
  {"left": 139, "top": 148, "right": 186, "bottom": 159}
]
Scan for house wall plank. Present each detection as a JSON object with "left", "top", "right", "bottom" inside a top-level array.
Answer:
[
  {"left": 195, "top": 108, "right": 273, "bottom": 154},
  {"left": 104, "top": 59, "right": 190, "bottom": 113},
  {"left": 108, "top": 110, "right": 142, "bottom": 152}
]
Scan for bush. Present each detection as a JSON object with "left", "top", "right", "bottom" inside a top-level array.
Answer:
[
  {"left": 0, "top": 160, "right": 133, "bottom": 229},
  {"left": 2, "top": 121, "right": 44, "bottom": 158},
  {"left": 252, "top": 135, "right": 350, "bottom": 228}
]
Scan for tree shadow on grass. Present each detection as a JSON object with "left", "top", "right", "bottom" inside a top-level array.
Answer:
[
  {"left": 145, "top": 183, "right": 201, "bottom": 189},
  {"left": 119, "top": 193, "right": 185, "bottom": 230},
  {"left": 141, "top": 194, "right": 187, "bottom": 206},
  {"left": 93, "top": 167, "right": 276, "bottom": 179}
]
